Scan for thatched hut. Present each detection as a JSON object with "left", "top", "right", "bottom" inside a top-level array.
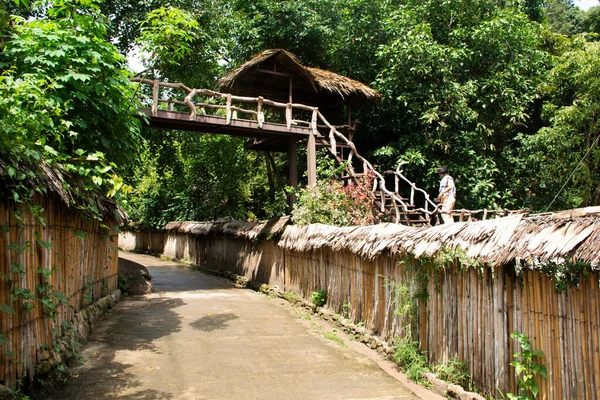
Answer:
[
  {"left": 218, "top": 49, "right": 381, "bottom": 198},
  {"left": 0, "top": 161, "right": 124, "bottom": 388},
  {"left": 218, "top": 49, "right": 380, "bottom": 116}
]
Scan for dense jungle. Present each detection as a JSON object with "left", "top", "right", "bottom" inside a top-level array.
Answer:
[{"left": 2, "top": 0, "right": 600, "bottom": 227}]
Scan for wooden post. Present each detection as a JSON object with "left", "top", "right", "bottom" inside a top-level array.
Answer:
[
  {"left": 152, "top": 80, "right": 159, "bottom": 117},
  {"left": 347, "top": 104, "right": 354, "bottom": 141},
  {"left": 329, "top": 127, "right": 337, "bottom": 156},
  {"left": 288, "top": 135, "right": 298, "bottom": 207},
  {"left": 307, "top": 109, "right": 318, "bottom": 187},
  {"left": 307, "top": 133, "right": 317, "bottom": 187},
  {"left": 257, "top": 97, "right": 264, "bottom": 128},
  {"left": 185, "top": 89, "right": 197, "bottom": 121},
  {"left": 286, "top": 104, "right": 292, "bottom": 131},
  {"left": 226, "top": 94, "right": 232, "bottom": 124}
]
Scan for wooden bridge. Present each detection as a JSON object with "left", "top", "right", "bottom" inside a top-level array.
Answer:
[
  {"left": 133, "top": 76, "right": 524, "bottom": 225},
  {"left": 133, "top": 78, "right": 440, "bottom": 225}
]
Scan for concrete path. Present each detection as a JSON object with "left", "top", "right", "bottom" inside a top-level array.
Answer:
[{"left": 51, "top": 252, "right": 422, "bottom": 400}]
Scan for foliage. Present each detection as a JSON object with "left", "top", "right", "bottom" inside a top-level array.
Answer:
[
  {"left": 0, "top": 0, "right": 140, "bottom": 389},
  {"left": 0, "top": 0, "right": 142, "bottom": 221},
  {"left": 545, "top": 0, "right": 586, "bottom": 36},
  {"left": 375, "top": 1, "right": 549, "bottom": 210},
  {"left": 507, "top": 331, "right": 547, "bottom": 399},
  {"left": 513, "top": 39, "right": 600, "bottom": 210},
  {"left": 585, "top": 6, "right": 600, "bottom": 36},
  {"left": 292, "top": 155, "right": 376, "bottom": 226},
  {"left": 136, "top": 6, "right": 200, "bottom": 70},
  {"left": 433, "top": 246, "right": 484, "bottom": 273},
  {"left": 123, "top": 131, "right": 287, "bottom": 227},
  {"left": 224, "top": 0, "right": 334, "bottom": 67},
  {"left": 432, "top": 358, "right": 471, "bottom": 390},
  {"left": 393, "top": 336, "right": 429, "bottom": 384},
  {"left": 311, "top": 290, "right": 327, "bottom": 307},
  {"left": 282, "top": 291, "right": 301, "bottom": 305},
  {"left": 535, "top": 258, "right": 590, "bottom": 292}
]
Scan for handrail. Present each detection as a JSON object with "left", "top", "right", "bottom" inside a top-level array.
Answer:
[
  {"left": 315, "top": 110, "right": 415, "bottom": 224},
  {"left": 131, "top": 78, "right": 317, "bottom": 128}
]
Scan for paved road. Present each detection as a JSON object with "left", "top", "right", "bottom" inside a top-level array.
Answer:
[{"left": 51, "top": 252, "right": 421, "bottom": 400}]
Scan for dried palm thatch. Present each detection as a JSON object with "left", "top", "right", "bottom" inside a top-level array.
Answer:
[
  {"left": 164, "top": 216, "right": 291, "bottom": 241},
  {"left": 218, "top": 49, "right": 380, "bottom": 102},
  {"left": 278, "top": 207, "right": 600, "bottom": 269},
  {"left": 306, "top": 66, "right": 381, "bottom": 101},
  {"left": 0, "top": 159, "right": 127, "bottom": 223}
]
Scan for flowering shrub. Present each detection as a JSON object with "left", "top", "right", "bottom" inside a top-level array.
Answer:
[{"left": 292, "top": 171, "right": 376, "bottom": 226}]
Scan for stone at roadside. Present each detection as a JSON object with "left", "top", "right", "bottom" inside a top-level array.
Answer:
[{"left": 118, "top": 257, "right": 153, "bottom": 295}]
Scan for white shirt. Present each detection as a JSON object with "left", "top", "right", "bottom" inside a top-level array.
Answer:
[{"left": 439, "top": 175, "right": 456, "bottom": 197}]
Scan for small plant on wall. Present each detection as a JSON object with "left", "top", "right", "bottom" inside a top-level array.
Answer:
[
  {"left": 506, "top": 331, "right": 547, "bottom": 400},
  {"left": 311, "top": 290, "right": 327, "bottom": 307}
]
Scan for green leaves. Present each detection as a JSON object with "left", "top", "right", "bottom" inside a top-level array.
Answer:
[
  {"left": 137, "top": 7, "right": 201, "bottom": 70},
  {"left": 1, "top": 0, "right": 142, "bottom": 222},
  {"left": 374, "top": 1, "right": 548, "bottom": 210},
  {"left": 508, "top": 331, "right": 547, "bottom": 399}
]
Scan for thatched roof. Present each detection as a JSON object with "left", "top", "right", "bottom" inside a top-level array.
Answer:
[
  {"left": 0, "top": 160, "right": 127, "bottom": 224},
  {"left": 164, "top": 216, "right": 291, "bottom": 241},
  {"left": 217, "top": 49, "right": 380, "bottom": 106},
  {"left": 278, "top": 207, "right": 600, "bottom": 269}
]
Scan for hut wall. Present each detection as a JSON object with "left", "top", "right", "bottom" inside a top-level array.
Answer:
[
  {"left": 122, "top": 227, "right": 600, "bottom": 399},
  {"left": 0, "top": 195, "right": 119, "bottom": 388}
]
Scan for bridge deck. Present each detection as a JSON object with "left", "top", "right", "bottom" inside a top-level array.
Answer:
[{"left": 142, "top": 108, "right": 314, "bottom": 139}]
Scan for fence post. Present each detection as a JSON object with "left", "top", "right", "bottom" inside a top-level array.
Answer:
[
  {"left": 288, "top": 135, "right": 298, "bottom": 206},
  {"left": 184, "top": 89, "right": 198, "bottom": 121},
  {"left": 152, "top": 80, "right": 159, "bottom": 117},
  {"left": 226, "top": 94, "right": 232, "bottom": 124},
  {"left": 257, "top": 97, "right": 264, "bottom": 128},
  {"left": 286, "top": 104, "right": 292, "bottom": 131},
  {"left": 329, "top": 128, "right": 337, "bottom": 155}
]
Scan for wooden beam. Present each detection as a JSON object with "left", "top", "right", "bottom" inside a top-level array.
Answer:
[
  {"left": 141, "top": 109, "right": 315, "bottom": 138},
  {"left": 255, "top": 68, "right": 294, "bottom": 78},
  {"left": 288, "top": 135, "right": 298, "bottom": 207}
]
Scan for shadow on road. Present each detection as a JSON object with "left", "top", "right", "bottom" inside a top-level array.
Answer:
[
  {"left": 190, "top": 313, "right": 239, "bottom": 332},
  {"left": 46, "top": 296, "right": 185, "bottom": 399}
]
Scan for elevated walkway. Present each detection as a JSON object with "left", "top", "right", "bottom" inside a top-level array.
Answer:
[{"left": 134, "top": 79, "right": 524, "bottom": 225}]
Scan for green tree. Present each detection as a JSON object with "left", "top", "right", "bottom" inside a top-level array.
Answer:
[
  {"left": 124, "top": 129, "right": 287, "bottom": 227},
  {"left": 514, "top": 40, "right": 600, "bottom": 210},
  {"left": 0, "top": 0, "right": 142, "bottom": 217},
  {"left": 584, "top": 5, "right": 600, "bottom": 36},
  {"left": 374, "top": 1, "right": 548, "bottom": 209},
  {"left": 545, "top": 0, "right": 586, "bottom": 36}
]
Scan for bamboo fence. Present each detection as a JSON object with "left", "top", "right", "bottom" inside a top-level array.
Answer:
[
  {"left": 0, "top": 194, "right": 119, "bottom": 388},
  {"left": 121, "top": 215, "right": 600, "bottom": 398}
]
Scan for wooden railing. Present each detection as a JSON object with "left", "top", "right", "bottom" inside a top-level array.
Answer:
[
  {"left": 132, "top": 78, "right": 423, "bottom": 224},
  {"left": 132, "top": 78, "right": 318, "bottom": 130}
]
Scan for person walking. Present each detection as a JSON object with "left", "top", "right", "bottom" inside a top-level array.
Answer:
[{"left": 435, "top": 166, "right": 456, "bottom": 224}]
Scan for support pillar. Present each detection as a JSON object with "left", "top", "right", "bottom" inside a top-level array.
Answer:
[
  {"left": 307, "top": 132, "right": 317, "bottom": 188},
  {"left": 288, "top": 135, "right": 298, "bottom": 207}
]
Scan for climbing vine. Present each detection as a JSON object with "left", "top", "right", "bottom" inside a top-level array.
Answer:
[{"left": 535, "top": 259, "right": 592, "bottom": 292}]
